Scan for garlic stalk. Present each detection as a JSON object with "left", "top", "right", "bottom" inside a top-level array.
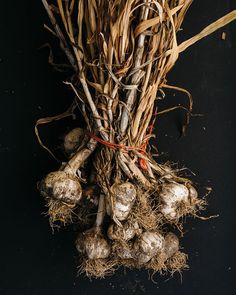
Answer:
[{"left": 76, "top": 195, "right": 111, "bottom": 260}]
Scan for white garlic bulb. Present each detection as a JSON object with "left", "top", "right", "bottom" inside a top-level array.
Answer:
[
  {"left": 114, "top": 243, "right": 134, "bottom": 260},
  {"left": 85, "top": 237, "right": 110, "bottom": 259},
  {"left": 76, "top": 230, "right": 111, "bottom": 260},
  {"left": 64, "top": 128, "right": 85, "bottom": 155},
  {"left": 163, "top": 232, "right": 179, "bottom": 259},
  {"left": 106, "top": 182, "right": 136, "bottom": 221},
  {"left": 160, "top": 183, "right": 189, "bottom": 204},
  {"left": 41, "top": 171, "right": 82, "bottom": 205},
  {"left": 107, "top": 221, "right": 140, "bottom": 241},
  {"left": 159, "top": 183, "right": 189, "bottom": 220},
  {"left": 42, "top": 171, "right": 66, "bottom": 191},
  {"left": 133, "top": 231, "right": 165, "bottom": 264}
]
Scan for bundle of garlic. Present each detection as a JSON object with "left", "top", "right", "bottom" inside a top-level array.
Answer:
[{"left": 37, "top": 0, "right": 236, "bottom": 278}]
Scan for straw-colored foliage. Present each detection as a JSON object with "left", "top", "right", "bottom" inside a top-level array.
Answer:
[{"left": 39, "top": 0, "right": 236, "bottom": 278}]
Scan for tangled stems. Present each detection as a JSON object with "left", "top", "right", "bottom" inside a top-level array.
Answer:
[{"left": 38, "top": 0, "right": 236, "bottom": 278}]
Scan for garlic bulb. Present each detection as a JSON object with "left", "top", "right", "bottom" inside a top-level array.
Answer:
[
  {"left": 85, "top": 236, "right": 110, "bottom": 259},
  {"left": 64, "top": 128, "right": 85, "bottom": 155},
  {"left": 106, "top": 182, "right": 136, "bottom": 221},
  {"left": 76, "top": 230, "right": 111, "bottom": 260},
  {"left": 188, "top": 185, "right": 198, "bottom": 200},
  {"left": 160, "top": 183, "right": 189, "bottom": 203},
  {"left": 114, "top": 243, "right": 133, "bottom": 260},
  {"left": 159, "top": 183, "right": 189, "bottom": 220},
  {"left": 163, "top": 232, "right": 179, "bottom": 259},
  {"left": 133, "top": 231, "right": 165, "bottom": 264},
  {"left": 160, "top": 205, "right": 177, "bottom": 220},
  {"left": 40, "top": 171, "right": 82, "bottom": 205},
  {"left": 107, "top": 221, "right": 141, "bottom": 241}
]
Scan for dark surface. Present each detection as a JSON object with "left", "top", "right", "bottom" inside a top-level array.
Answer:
[{"left": 1, "top": 1, "right": 236, "bottom": 294}]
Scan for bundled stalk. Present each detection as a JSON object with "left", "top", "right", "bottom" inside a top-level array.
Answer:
[{"left": 38, "top": 0, "right": 236, "bottom": 278}]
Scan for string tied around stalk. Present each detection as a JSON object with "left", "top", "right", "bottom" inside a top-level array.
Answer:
[
  {"left": 87, "top": 109, "right": 159, "bottom": 172},
  {"left": 138, "top": 108, "right": 159, "bottom": 171},
  {"left": 88, "top": 131, "right": 151, "bottom": 172}
]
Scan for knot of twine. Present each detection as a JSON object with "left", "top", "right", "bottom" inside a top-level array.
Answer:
[{"left": 87, "top": 110, "right": 158, "bottom": 171}]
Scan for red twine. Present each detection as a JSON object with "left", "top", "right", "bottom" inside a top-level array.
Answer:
[{"left": 87, "top": 110, "right": 158, "bottom": 171}]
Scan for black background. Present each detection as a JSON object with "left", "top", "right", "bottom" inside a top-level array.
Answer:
[{"left": 1, "top": 1, "right": 236, "bottom": 294}]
